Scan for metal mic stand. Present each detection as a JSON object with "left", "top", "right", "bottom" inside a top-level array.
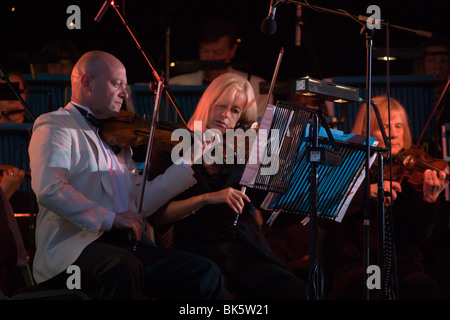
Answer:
[
  {"left": 109, "top": 3, "right": 187, "bottom": 125},
  {"left": 0, "top": 65, "right": 35, "bottom": 122},
  {"left": 138, "top": 78, "right": 164, "bottom": 212},
  {"left": 362, "top": 27, "right": 374, "bottom": 300},
  {"left": 306, "top": 109, "right": 342, "bottom": 300},
  {"left": 307, "top": 111, "right": 321, "bottom": 300}
]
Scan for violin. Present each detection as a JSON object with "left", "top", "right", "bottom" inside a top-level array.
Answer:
[
  {"left": 100, "top": 110, "right": 258, "bottom": 164},
  {"left": 384, "top": 148, "right": 449, "bottom": 192},
  {"left": 99, "top": 109, "right": 187, "bottom": 152}
]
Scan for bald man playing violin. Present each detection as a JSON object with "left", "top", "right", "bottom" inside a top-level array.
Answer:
[{"left": 29, "top": 51, "right": 227, "bottom": 299}]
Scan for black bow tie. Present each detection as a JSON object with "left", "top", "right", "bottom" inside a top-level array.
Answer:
[{"left": 74, "top": 105, "right": 103, "bottom": 127}]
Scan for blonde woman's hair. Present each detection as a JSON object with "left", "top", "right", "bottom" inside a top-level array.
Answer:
[
  {"left": 352, "top": 95, "right": 413, "bottom": 150},
  {"left": 187, "top": 73, "right": 258, "bottom": 131}
]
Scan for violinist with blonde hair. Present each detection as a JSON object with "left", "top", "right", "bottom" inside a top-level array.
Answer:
[
  {"left": 151, "top": 73, "right": 307, "bottom": 299},
  {"left": 320, "top": 95, "right": 448, "bottom": 300}
]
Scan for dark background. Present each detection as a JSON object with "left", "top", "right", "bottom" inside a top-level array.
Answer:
[{"left": 1, "top": 0, "right": 449, "bottom": 84}]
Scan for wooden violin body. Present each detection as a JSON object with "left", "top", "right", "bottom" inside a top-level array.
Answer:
[
  {"left": 384, "top": 148, "right": 449, "bottom": 192},
  {"left": 100, "top": 110, "right": 258, "bottom": 164},
  {"left": 100, "top": 110, "right": 187, "bottom": 152}
]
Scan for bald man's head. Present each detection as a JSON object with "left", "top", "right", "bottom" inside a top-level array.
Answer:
[
  {"left": 71, "top": 51, "right": 124, "bottom": 88},
  {"left": 70, "top": 51, "right": 128, "bottom": 119}
]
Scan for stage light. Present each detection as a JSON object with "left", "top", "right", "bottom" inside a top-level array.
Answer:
[
  {"left": 376, "top": 56, "right": 397, "bottom": 61},
  {"left": 292, "top": 76, "right": 360, "bottom": 103}
]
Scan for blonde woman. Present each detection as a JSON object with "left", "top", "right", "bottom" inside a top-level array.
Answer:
[{"left": 152, "top": 73, "right": 307, "bottom": 299}]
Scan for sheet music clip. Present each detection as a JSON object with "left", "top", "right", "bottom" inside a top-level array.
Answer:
[
  {"left": 266, "top": 209, "right": 282, "bottom": 226},
  {"left": 306, "top": 147, "right": 343, "bottom": 167}
]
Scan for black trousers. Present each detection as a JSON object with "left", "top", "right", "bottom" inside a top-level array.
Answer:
[
  {"left": 40, "top": 231, "right": 226, "bottom": 300},
  {"left": 328, "top": 265, "right": 447, "bottom": 300},
  {"left": 186, "top": 241, "right": 307, "bottom": 299}
]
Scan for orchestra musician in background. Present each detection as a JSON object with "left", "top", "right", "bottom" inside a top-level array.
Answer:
[
  {"left": 151, "top": 73, "right": 307, "bottom": 299},
  {"left": 320, "top": 95, "right": 449, "bottom": 300},
  {"left": 170, "top": 18, "right": 271, "bottom": 119},
  {"left": 0, "top": 71, "right": 33, "bottom": 213},
  {"left": 0, "top": 71, "right": 27, "bottom": 124}
]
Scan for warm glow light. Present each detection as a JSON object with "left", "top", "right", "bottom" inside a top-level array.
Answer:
[
  {"left": 14, "top": 213, "right": 33, "bottom": 218},
  {"left": 11, "top": 7, "right": 15, "bottom": 12},
  {"left": 333, "top": 99, "right": 347, "bottom": 103},
  {"left": 377, "top": 56, "right": 397, "bottom": 61},
  {"left": 170, "top": 62, "right": 176, "bottom": 67}
]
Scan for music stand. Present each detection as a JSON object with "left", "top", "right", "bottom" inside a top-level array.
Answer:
[
  {"left": 242, "top": 100, "right": 368, "bottom": 299},
  {"left": 240, "top": 100, "right": 319, "bottom": 194},
  {"left": 262, "top": 111, "right": 377, "bottom": 300}
]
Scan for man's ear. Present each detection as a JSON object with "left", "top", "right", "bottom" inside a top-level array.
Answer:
[{"left": 80, "top": 74, "right": 91, "bottom": 92}]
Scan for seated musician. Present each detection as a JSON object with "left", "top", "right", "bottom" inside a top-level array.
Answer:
[
  {"left": 28, "top": 50, "right": 228, "bottom": 300},
  {"left": 150, "top": 73, "right": 307, "bottom": 299},
  {"left": 320, "top": 95, "right": 449, "bottom": 299},
  {"left": 0, "top": 71, "right": 27, "bottom": 124}
]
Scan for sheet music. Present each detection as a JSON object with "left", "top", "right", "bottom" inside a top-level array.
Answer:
[
  {"left": 240, "top": 104, "right": 275, "bottom": 187},
  {"left": 260, "top": 128, "right": 377, "bottom": 224},
  {"left": 334, "top": 151, "right": 377, "bottom": 222}
]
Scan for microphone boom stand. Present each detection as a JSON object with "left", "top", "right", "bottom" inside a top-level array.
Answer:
[
  {"left": 0, "top": 66, "right": 36, "bottom": 122},
  {"left": 363, "top": 27, "right": 374, "bottom": 300},
  {"left": 109, "top": 3, "right": 187, "bottom": 126}
]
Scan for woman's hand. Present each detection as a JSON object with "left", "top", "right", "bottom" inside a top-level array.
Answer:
[
  {"left": 422, "top": 169, "right": 448, "bottom": 203},
  {"left": 205, "top": 187, "right": 250, "bottom": 213},
  {"left": 370, "top": 180, "right": 402, "bottom": 206}
]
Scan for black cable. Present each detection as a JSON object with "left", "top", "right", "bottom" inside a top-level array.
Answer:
[{"left": 382, "top": 22, "right": 398, "bottom": 300}]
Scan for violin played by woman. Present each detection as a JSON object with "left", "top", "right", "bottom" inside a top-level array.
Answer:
[
  {"left": 352, "top": 95, "right": 449, "bottom": 205},
  {"left": 319, "top": 94, "right": 449, "bottom": 300},
  {"left": 386, "top": 147, "right": 449, "bottom": 194}
]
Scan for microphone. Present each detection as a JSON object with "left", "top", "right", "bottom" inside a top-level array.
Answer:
[
  {"left": 261, "top": 0, "right": 282, "bottom": 35},
  {"left": 94, "top": 0, "right": 111, "bottom": 23}
]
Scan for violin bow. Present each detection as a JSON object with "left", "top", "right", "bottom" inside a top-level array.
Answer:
[
  {"left": 406, "top": 77, "right": 450, "bottom": 168},
  {"left": 233, "top": 47, "right": 284, "bottom": 226},
  {"left": 414, "top": 77, "right": 450, "bottom": 150},
  {"left": 397, "top": 77, "right": 450, "bottom": 183}
]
